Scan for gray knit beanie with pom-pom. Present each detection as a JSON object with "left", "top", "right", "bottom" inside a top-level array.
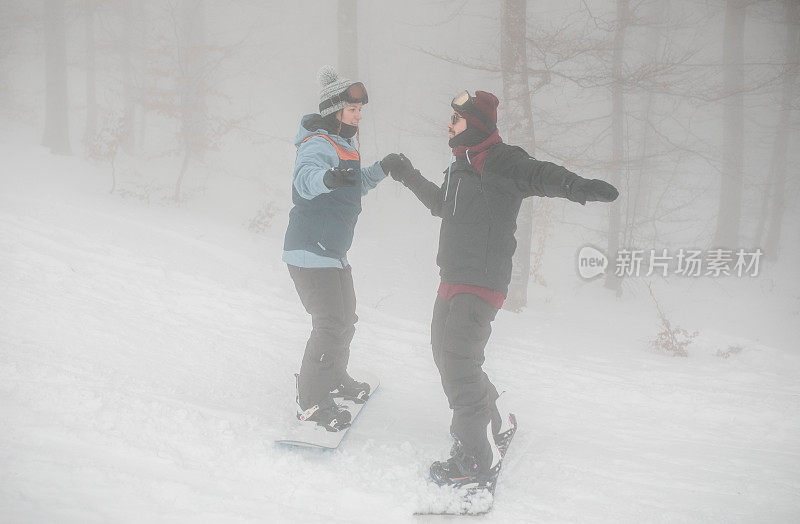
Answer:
[{"left": 318, "top": 65, "right": 354, "bottom": 117}]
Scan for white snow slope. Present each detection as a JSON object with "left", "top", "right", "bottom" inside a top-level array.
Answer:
[{"left": 2, "top": 142, "right": 799, "bottom": 523}]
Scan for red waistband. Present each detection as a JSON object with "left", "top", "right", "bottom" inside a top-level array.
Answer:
[{"left": 437, "top": 282, "right": 505, "bottom": 309}]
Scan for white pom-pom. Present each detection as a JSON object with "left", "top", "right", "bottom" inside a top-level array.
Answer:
[{"left": 317, "top": 65, "right": 340, "bottom": 87}]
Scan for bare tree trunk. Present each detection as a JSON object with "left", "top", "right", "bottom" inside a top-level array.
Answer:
[
  {"left": 83, "top": 0, "right": 96, "bottom": 152},
  {"left": 120, "top": 0, "right": 136, "bottom": 155},
  {"left": 713, "top": 0, "right": 747, "bottom": 249},
  {"left": 761, "top": 0, "right": 799, "bottom": 261},
  {"left": 175, "top": 148, "right": 190, "bottom": 202},
  {"left": 109, "top": 154, "right": 116, "bottom": 194},
  {"left": 631, "top": 89, "right": 654, "bottom": 239},
  {"left": 604, "top": 0, "right": 629, "bottom": 293},
  {"left": 338, "top": 0, "right": 358, "bottom": 78},
  {"left": 629, "top": 0, "right": 668, "bottom": 245},
  {"left": 501, "top": 0, "right": 537, "bottom": 311},
  {"left": 174, "top": 0, "right": 206, "bottom": 201},
  {"left": 136, "top": 0, "right": 147, "bottom": 150},
  {"left": 42, "top": 0, "right": 71, "bottom": 155}
]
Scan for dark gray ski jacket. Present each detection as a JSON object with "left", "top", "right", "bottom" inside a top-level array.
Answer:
[{"left": 404, "top": 143, "right": 586, "bottom": 296}]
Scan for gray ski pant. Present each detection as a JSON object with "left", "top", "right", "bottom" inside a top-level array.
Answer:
[
  {"left": 288, "top": 264, "right": 357, "bottom": 409},
  {"left": 431, "top": 293, "right": 502, "bottom": 469}
]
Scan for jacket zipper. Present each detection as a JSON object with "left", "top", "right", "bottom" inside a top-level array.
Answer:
[
  {"left": 484, "top": 227, "right": 490, "bottom": 274},
  {"left": 453, "top": 178, "right": 462, "bottom": 216},
  {"left": 443, "top": 154, "right": 455, "bottom": 200},
  {"left": 480, "top": 171, "right": 490, "bottom": 273}
]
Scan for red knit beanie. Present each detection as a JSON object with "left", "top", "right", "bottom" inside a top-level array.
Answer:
[{"left": 460, "top": 91, "right": 499, "bottom": 135}]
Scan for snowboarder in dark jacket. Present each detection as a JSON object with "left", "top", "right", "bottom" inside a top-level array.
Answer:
[{"left": 382, "top": 90, "right": 618, "bottom": 486}]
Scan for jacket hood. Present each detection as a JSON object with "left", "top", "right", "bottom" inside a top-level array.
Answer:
[
  {"left": 295, "top": 114, "right": 357, "bottom": 148},
  {"left": 294, "top": 114, "right": 330, "bottom": 147}
]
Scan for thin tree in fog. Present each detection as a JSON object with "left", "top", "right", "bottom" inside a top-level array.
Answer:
[
  {"left": 41, "top": 0, "right": 71, "bottom": 155},
  {"left": 626, "top": 0, "right": 668, "bottom": 247},
  {"left": 122, "top": 1, "right": 254, "bottom": 201},
  {"left": 174, "top": 0, "right": 207, "bottom": 201},
  {"left": 531, "top": 2, "right": 765, "bottom": 296},
  {"left": 573, "top": 0, "right": 714, "bottom": 284},
  {"left": 135, "top": 0, "right": 147, "bottom": 150},
  {"left": 120, "top": 0, "right": 137, "bottom": 155},
  {"left": 524, "top": 0, "right": 634, "bottom": 293},
  {"left": 604, "top": 0, "right": 630, "bottom": 293},
  {"left": 338, "top": 0, "right": 358, "bottom": 78},
  {"left": 83, "top": 0, "right": 141, "bottom": 192},
  {"left": 83, "top": 0, "right": 97, "bottom": 150},
  {"left": 588, "top": 1, "right": 787, "bottom": 260},
  {"left": 0, "top": 2, "right": 40, "bottom": 118},
  {"left": 713, "top": 0, "right": 748, "bottom": 249},
  {"left": 0, "top": 7, "right": 9, "bottom": 96},
  {"left": 758, "top": 0, "right": 799, "bottom": 261},
  {"left": 501, "top": 0, "right": 537, "bottom": 311}
]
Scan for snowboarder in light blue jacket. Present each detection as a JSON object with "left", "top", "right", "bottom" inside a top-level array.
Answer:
[{"left": 283, "top": 65, "right": 403, "bottom": 431}]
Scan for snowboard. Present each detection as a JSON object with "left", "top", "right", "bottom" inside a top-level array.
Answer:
[
  {"left": 274, "top": 371, "right": 379, "bottom": 450},
  {"left": 415, "top": 413, "right": 518, "bottom": 516}
]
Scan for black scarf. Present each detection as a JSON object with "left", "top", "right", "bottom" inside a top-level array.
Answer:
[
  {"left": 448, "top": 126, "right": 489, "bottom": 148},
  {"left": 305, "top": 113, "right": 357, "bottom": 139}
]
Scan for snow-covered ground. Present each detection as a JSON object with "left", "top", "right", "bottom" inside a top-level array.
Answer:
[{"left": 2, "top": 138, "right": 799, "bottom": 523}]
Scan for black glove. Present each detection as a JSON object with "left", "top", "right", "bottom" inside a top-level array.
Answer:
[
  {"left": 323, "top": 167, "right": 357, "bottom": 189},
  {"left": 569, "top": 178, "right": 619, "bottom": 205},
  {"left": 380, "top": 153, "right": 403, "bottom": 176},
  {"left": 381, "top": 153, "right": 415, "bottom": 182}
]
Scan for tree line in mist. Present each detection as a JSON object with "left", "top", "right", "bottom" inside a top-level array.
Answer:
[{"left": 1, "top": 0, "right": 797, "bottom": 307}]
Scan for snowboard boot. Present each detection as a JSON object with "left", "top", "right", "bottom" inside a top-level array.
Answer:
[
  {"left": 295, "top": 374, "right": 351, "bottom": 432},
  {"left": 432, "top": 423, "right": 501, "bottom": 488},
  {"left": 450, "top": 412, "right": 514, "bottom": 457},
  {"left": 430, "top": 452, "right": 483, "bottom": 488},
  {"left": 296, "top": 395, "right": 351, "bottom": 432},
  {"left": 330, "top": 372, "right": 370, "bottom": 403}
]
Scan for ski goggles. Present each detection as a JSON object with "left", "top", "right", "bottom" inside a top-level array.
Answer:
[
  {"left": 319, "top": 82, "right": 369, "bottom": 112},
  {"left": 451, "top": 90, "right": 495, "bottom": 132}
]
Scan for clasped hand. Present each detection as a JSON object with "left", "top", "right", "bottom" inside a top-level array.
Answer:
[{"left": 381, "top": 153, "right": 416, "bottom": 183}]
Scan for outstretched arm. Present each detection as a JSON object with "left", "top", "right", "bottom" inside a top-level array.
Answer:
[
  {"left": 509, "top": 155, "right": 618, "bottom": 204},
  {"left": 401, "top": 170, "right": 446, "bottom": 217},
  {"left": 382, "top": 153, "right": 445, "bottom": 217},
  {"left": 360, "top": 161, "right": 388, "bottom": 196}
]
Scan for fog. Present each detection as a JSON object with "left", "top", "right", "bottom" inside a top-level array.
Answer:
[
  {"left": 1, "top": 0, "right": 799, "bottom": 520},
  {"left": 4, "top": 1, "right": 798, "bottom": 266},
  {"left": 3, "top": 1, "right": 798, "bottom": 252}
]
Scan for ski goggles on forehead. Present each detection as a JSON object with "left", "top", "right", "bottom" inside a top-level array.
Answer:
[
  {"left": 320, "top": 82, "right": 369, "bottom": 112},
  {"left": 450, "top": 90, "right": 496, "bottom": 132},
  {"left": 451, "top": 90, "right": 471, "bottom": 110},
  {"left": 343, "top": 82, "right": 368, "bottom": 104}
]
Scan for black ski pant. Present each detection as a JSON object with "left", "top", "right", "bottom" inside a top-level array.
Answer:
[
  {"left": 431, "top": 293, "right": 501, "bottom": 470},
  {"left": 288, "top": 264, "right": 357, "bottom": 409}
]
